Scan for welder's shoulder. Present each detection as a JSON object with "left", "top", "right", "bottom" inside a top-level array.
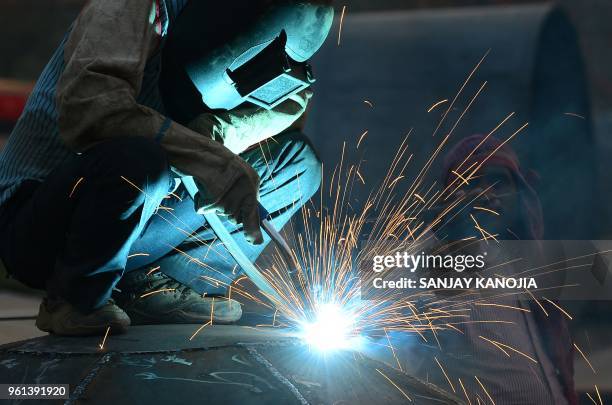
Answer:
[{"left": 72, "top": 0, "right": 158, "bottom": 31}]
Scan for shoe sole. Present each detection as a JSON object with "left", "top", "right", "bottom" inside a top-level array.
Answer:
[
  {"left": 37, "top": 318, "right": 130, "bottom": 336},
  {"left": 36, "top": 305, "right": 130, "bottom": 336},
  {"left": 127, "top": 307, "right": 241, "bottom": 325}
]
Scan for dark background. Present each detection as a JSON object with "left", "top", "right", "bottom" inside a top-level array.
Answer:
[
  {"left": 1, "top": 0, "right": 610, "bottom": 234},
  {"left": 1, "top": 0, "right": 610, "bottom": 114}
]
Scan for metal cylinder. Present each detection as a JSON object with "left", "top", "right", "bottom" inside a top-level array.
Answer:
[{"left": 306, "top": 5, "right": 593, "bottom": 238}]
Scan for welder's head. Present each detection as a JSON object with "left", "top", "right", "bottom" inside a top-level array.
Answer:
[
  {"left": 161, "top": 1, "right": 334, "bottom": 124},
  {"left": 442, "top": 134, "right": 543, "bottom": 240}
]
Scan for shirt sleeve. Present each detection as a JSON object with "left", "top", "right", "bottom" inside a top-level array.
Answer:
[
  {"left": 56, "top": 0, "right": 166, "bottom": 148},
  {"left": 56, "top": 0, "right": 245, "bottom": 203}
]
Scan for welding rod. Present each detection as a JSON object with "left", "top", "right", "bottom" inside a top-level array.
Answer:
[{"left": 257, "top": 204, "right": 307, "bottom": 303}]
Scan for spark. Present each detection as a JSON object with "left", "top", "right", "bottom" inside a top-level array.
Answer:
[
  {"left": 543, "top": 298, "right": 572, "bottom": 320},
  {"left": 564, "top": 112, "right": 586, "bottom": 119},
  {"left": 474, "top": 376, "right": 495, "bottom": 405},
  {"left": 146, "top": 266, "right": 161, "bottom": 275},
  {"left": 514, "top": 248, "right": 612, "bottom": 277},
  {"left": 478, "top": 336, "right": 537, "bottom": 363},
  {"left": 478, "top": 335, "right": 511, "bottom": 357},
  {"left": 69, "top": 177, "right": 84, "bottom": 198},
  {"left": 434, "top": 356, "right": 456, "bottom": 393},
  {"left": 120, "top": 175, "right": 144, "bottom": 193},
  {"left": 363, "top": 100, "right": 374, "bottom": 108},
  {"left": 337, "top": 5, "right": 347, "bottom": 46},
  {"left": 524, "top": 289, "right": 548, "bottom": 316},
  {"left": 189, "top": 321, "right": 212, "bottom": 341},
  {"left": 389, "top": 175, "right": 405, "bottom": 189},
  {"left": 458, "top": 378, "right": 472, "bottom": 405},
  {"left": 168, "top": 192, "right": 183, "bottom": 201},
  {"left": 472, "top": 206, "right": 499, "bottom": 216},
  {"left": 375, "top": 368, "right": 412, "bottom": 402},
  {"left": 574, "top": 342, "right": 596, "bottom": 373},
  {"left": 427, "top": 99, "right": 449, "bottom": 113},
  {"left": 465, "top": 122, "right": 530, "bottom": 180},
  {"left": 448, "top": 112, "right": 515, "bottom": 183},
  {"left": 452, "top": 170, "right": 470, "bottom": 185},
  {"left": 356, "top": 169, "right": 365, "bottom": 185},
  {"left": 357, "top": 130, "right": 368, "bottom": 149},
  {"left": 445, "top": 323, "right": 465, "bottom": 334},
  {"left": 431, "top": 49, "right": 490, "bottom": 138},
  {"left": 474, "top": 302, "right": 529, "bottom": 312},
  {"left": 140, "top": 288, "right": 175, "bottom": 298},
  {"left": 384, "top": 327, "right": 402, "bottom": 371},
  {"left": 595, "top": 385, "right": 603, "bottom": 405},
  {"left": 98, "top": 326, "right": 110, "bottom": 350},
  {"left": 470, "top": 213, "right": 498, "bottom": 242}
]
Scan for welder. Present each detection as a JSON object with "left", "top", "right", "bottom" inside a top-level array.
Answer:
[{"left": 0, "top": 0, "right": 333, "bottom": 336}]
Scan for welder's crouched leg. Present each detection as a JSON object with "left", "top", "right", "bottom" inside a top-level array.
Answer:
[
  {"left": 146, "top": 131, "right": 321, "bottom": 300},
  {"left": 0, "top": 137, "right": 174, "bottom": 336}
]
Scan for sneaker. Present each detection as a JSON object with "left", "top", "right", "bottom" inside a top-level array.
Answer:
[
  {"left": 36, "top": 297, "right": 131, "bottom": 336},
  {"left": 113, "top": 269, "right": 242, "bottom": 325}
]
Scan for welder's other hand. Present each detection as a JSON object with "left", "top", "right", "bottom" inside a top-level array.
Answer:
[
  {"left": 194, "top": 157, "right": 264, "bottom": 245},
  {"left": 189, "top": 89, "right": 313, "bottom": 154}
]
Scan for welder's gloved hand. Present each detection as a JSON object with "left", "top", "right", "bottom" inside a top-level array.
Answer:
[
  {"left": 159, "top": 123, "right": 264, "bottom": 245},
  {"left": 188, "top": 89, "right": 313, "bottom": 154},
  {"left": 193, "top": 156, "right": 263, "bottom": 245}
]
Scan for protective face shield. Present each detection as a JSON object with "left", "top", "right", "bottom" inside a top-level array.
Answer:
[{"left": 161, "top": 1, "right": 334, "bottom": 124}]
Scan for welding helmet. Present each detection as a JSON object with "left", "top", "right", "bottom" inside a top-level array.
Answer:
[{"left": 160, "top": 1, "right": 334, "bottom": 125}]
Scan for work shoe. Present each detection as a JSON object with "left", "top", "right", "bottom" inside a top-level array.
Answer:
[
  {"left": 113, "top": 269, "right": 242, "bottom": 325},
  {"left": 36, "top": 297, "right": 131, "bottom": 336}
]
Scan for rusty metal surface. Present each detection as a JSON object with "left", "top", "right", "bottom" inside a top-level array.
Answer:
[{"left": 0, "top": 325, "right": 463, "bottom": 404}]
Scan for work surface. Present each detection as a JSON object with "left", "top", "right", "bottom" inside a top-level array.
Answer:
[{"left": 0, "top": 324, "right": 463, "bottom": 405}]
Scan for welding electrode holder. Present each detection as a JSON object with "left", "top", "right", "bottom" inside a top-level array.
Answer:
[{"left": 181, "top": 175, "right": 306, "bottom": 304}]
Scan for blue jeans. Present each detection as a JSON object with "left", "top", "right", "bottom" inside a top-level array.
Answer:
[{"left": 0, "top": 131, "right": 320, "bottom": 312}]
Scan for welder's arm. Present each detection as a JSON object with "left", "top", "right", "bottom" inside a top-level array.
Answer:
[{"left": 56, "top": 0, "right": 263, "bottom": 243}]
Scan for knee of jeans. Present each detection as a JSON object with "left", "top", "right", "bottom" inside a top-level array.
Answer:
[
  {"left": 294, "top": 139, "right": 322, "bottom": 201},
  {"left": 101, "top": 137, "right": 171, "bottom": 194}
]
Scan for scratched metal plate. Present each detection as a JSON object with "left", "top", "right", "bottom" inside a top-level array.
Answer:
[
  {"left": 0, "top": 351, "right": 100, "bottom": 404},
  {"left": 0, "top": 325, "right": 463, "bottom": 404},
  {"left": 254, "top": 343, "right": 463, "bottom": 405},
  {"left": 85, "top": 349, "right": 300, "bottom": 404}
]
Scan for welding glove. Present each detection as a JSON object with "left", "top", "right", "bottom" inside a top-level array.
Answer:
[
  {"left": 194, "top": 157, "right": 263, "bottom": 245},
  {"left": 188, "top": 89, "right": 313, "bottom": 154},
  {"left": 161, "top": 122, "right": 263, "bottom": 245}
]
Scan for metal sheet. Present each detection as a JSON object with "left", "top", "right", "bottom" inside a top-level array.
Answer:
[{"left": 0, "top": 325, "right": 463, "bottom": 405}]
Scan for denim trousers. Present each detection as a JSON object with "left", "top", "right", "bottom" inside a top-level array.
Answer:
[{"left": 0, "top": 131, "right": 321, "bottom": 312}]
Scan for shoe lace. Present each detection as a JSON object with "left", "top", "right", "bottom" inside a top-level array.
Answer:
[{"left": 150, "top": 276, "right": 194, "bottom": 299}]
